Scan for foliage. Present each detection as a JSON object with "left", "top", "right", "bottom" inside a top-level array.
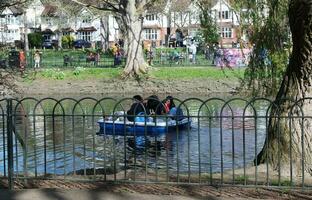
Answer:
[
  {"left": 41, "top": 68, "right": 65, "bottom": 80},
  {"left": 0, "top": 49, "right": 7, "bottom": 59},
  {"left": 61, "top": 35, "right": 75, "bottom": 49},
  {"left": 198, "top": 8, "right": 220, "bottom": 46},
  {"left": 232, "top": 0, "right": 290, "bottom": 95},
  {"left": 28, "top": 33, "right": 43, "bottom": 48},
  {"left": 73, "top": 67, "right": 86, "bottom": 76}
]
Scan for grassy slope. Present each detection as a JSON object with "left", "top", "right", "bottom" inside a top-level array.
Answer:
[{"left": 24, "top": 66, "right": 245, "bottom": 81}]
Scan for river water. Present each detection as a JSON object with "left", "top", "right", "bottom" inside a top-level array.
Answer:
[{"left": 0, "top": 95, "right": 269, "bottom": 178}]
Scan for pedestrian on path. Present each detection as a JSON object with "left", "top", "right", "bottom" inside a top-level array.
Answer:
[
  {"left": 34, "top": 50, "right": 41, "bottom": 69},
  {"left": 19, "top": 50, "right": 26, "bottom": 76}
]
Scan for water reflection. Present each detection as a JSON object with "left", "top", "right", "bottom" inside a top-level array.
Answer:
[{"left": 0, "top": 97, "right": 268, "bottom": 178}]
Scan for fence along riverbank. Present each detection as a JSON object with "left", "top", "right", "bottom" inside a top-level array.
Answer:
[{"left": 0, "top": 97, "right": 311, "bottom": 190}]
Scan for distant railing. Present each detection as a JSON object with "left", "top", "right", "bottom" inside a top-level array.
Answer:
[
  {"left": 25, "top": 49, "right": 126, "bottom": 68},
  {"left": 0, "top": 97, "right": 311, "bottom": 190},
  {"left": 0, "top": 49, "right": 215, "bottom": 69},
  {"left": 0, "top": 48, "right": 253, "bottom": 69}
]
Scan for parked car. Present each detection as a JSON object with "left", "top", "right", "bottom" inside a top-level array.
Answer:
[
  {"left": 73, "top": 40, "right": 91, "bottom": 48},
  {"left": 42, "top": 40, "right": 54, "bottom": 49}
]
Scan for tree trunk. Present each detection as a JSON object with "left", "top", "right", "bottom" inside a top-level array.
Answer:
[
  {"left": 122, "top": 1, "right": 148, "bottom": 77},
  {"left": 256, "top": 0, "right": 312, "bottom": 175},
  {"left": 115, "top": 16, "right": 128, "bottom": 54},
  {"left": 100, "top": 15, "right": 109, "bottom": 51},
  {"left": 23, "top": 12, "right": 29, "bottom": 52}
]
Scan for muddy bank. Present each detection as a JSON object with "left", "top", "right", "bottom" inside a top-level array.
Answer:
[{"left": 14, "top": 77, "right": 240, "bottom": 98}]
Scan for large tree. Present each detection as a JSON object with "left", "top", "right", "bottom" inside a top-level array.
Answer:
[
  {"left": 256, "top": 0, "right": 312, "bottom": 176},
  {"left": 69, "top": 0, "right": 164, "bottom": 77}
]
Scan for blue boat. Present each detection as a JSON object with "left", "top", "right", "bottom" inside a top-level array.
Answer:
[{"left": 97, "top": 117, "right": 191, "bottom": 137}]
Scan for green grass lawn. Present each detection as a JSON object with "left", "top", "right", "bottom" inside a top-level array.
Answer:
[
  {"left": 24, "top": 66, "right": 245, "bottom": 81},
  {"left": 151, "top": 67, "right": 245, "bottom": 79}
]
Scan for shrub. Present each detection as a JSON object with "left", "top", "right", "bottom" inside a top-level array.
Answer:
[
  {"left": 73, "top": 67, "right": 85, "bottom": 76},
  {"left": 62, "top": 35, "right": 75, "bottom": 49},
  {"left": 28, "top": 33, "right": 43, "bottom": 48},
  {"left": 41, "top": 69, "right": 55, "bottom": 78},
  {"left": 41, "top": 69, "right": 65, "bottom": 80}
]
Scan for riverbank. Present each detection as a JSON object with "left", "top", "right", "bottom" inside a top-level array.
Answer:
[
  {"left": 15, "top": 77, "right": 240, "bottom": 97},
  {"left": 12, "top": 67, "right": 242, "bottom": 98},
  {"left": 1, "top": 180, "right": 311, "bottom": 199}
]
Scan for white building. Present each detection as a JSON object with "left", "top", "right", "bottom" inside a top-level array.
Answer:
[
  {"left": 0, "top": 6, "right": 24, "bottom": 44},
  {"left": 25, "top": 0, "right": 44, "bottom": 31},
  {"left": 211, "top": 0, "right": 240, "bottom": 47},
  {"left": 142, "top": 1, "right": 202, "bottom": 47},
  {"left": 141, "top": 0, "right": 246, "bottom": 48},
  {"left": 73, "top": 8, "right": 97, "bottom": 42},
  {"left": 0, "top": 0, "right": 246, "bottom": 48},
  {"left": 0, "top": 0, "right": 120, "bottom": 47}
]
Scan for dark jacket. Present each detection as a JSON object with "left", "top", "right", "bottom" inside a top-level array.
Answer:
[{"left": 126, "top": 102, "right": 148, "bottom": 121}]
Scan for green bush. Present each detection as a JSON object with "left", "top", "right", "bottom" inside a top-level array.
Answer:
[
  {"left": 41, "top": 68, "right": 65, "bottom": 80},
  {"left": 28, "top": 33, "right": 43, "bottom": 48},
  {"left": 54, "top": 70, "right": 65, "bottom": 80},
  {"left": 73, "top": 67, "right": 85, "bottom": 76},
  {"left": 61, "top": 35, "right": 74, "bottom": 49},
  {"left": 106, "top": 47, "right": 114, "bottom": 56},
  {"left": 41, "top": 69, "right": 55, "bottom": 78}
]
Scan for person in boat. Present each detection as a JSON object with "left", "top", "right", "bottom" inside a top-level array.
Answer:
[
  {"left": 163, "top": 96, "right": 185, "bottom": 120},
  {"left": 127, "top": 95, "right": 148, "bottom": 122},
  {"left": 163, "top": 96, "right": 176, "bottom": 114},
  {"left": 146, "top": 95, "right": 165, "bottom": 115}
]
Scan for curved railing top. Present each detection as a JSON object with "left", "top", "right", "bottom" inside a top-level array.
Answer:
[{"left": 0, "top": 97, "right": 310, "bottom": 118}]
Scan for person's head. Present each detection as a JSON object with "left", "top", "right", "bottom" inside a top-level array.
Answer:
[
  {"left": 133, "top": 95, "right": 143, "bottom": 102},
  {"left": 165, "top": 96, "right": 175, "bottom": 108},
  {"left": 146, "top": 95, "right": 160, "bottom": 111}
]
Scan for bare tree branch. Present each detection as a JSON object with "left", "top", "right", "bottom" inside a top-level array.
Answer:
[
  {"left": 0, "top": 0, "right": 29, "bottom": 9},
  {"left": 68, "top": 0, "right": 121, "bottom": 13}
]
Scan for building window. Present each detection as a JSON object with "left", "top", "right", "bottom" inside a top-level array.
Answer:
[
  {"left": 6, "top": 15, "right": 15, "bottom": 24},
  {"left": 6, "top": 29, "right": 18, "bottom": 40},
  {"left": 82, "top": 16, "right": 91, "bottom": 23},
  {"left": 219, "top": 10, "right": 231, "bottom": 19},
  {"left": 43, "top": 35, "right": 51, "bottom": 40},
  {"left": 145, "top": 14, "right": 156, "bottom": 21},
  {"left": 221, "top": 27, "right": 232, "bottom": 38},
  {"left": 79, "top": 31, "right": 91, "bottom": 41},
  {"left": 144, "top": 29, "right": 158, "bottom": 40}
]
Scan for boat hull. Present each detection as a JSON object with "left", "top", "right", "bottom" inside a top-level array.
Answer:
[{"left": 97, "top": 118, "right": 191, "bottom": 137}]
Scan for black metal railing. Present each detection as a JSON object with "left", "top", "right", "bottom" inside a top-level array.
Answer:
[{"left": 0, "top": 97, "right": 311, "bottom": 190}]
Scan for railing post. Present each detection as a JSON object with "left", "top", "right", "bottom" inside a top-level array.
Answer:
[{"left": 6, "top": 98, "right": 14, "bottom": 190}]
